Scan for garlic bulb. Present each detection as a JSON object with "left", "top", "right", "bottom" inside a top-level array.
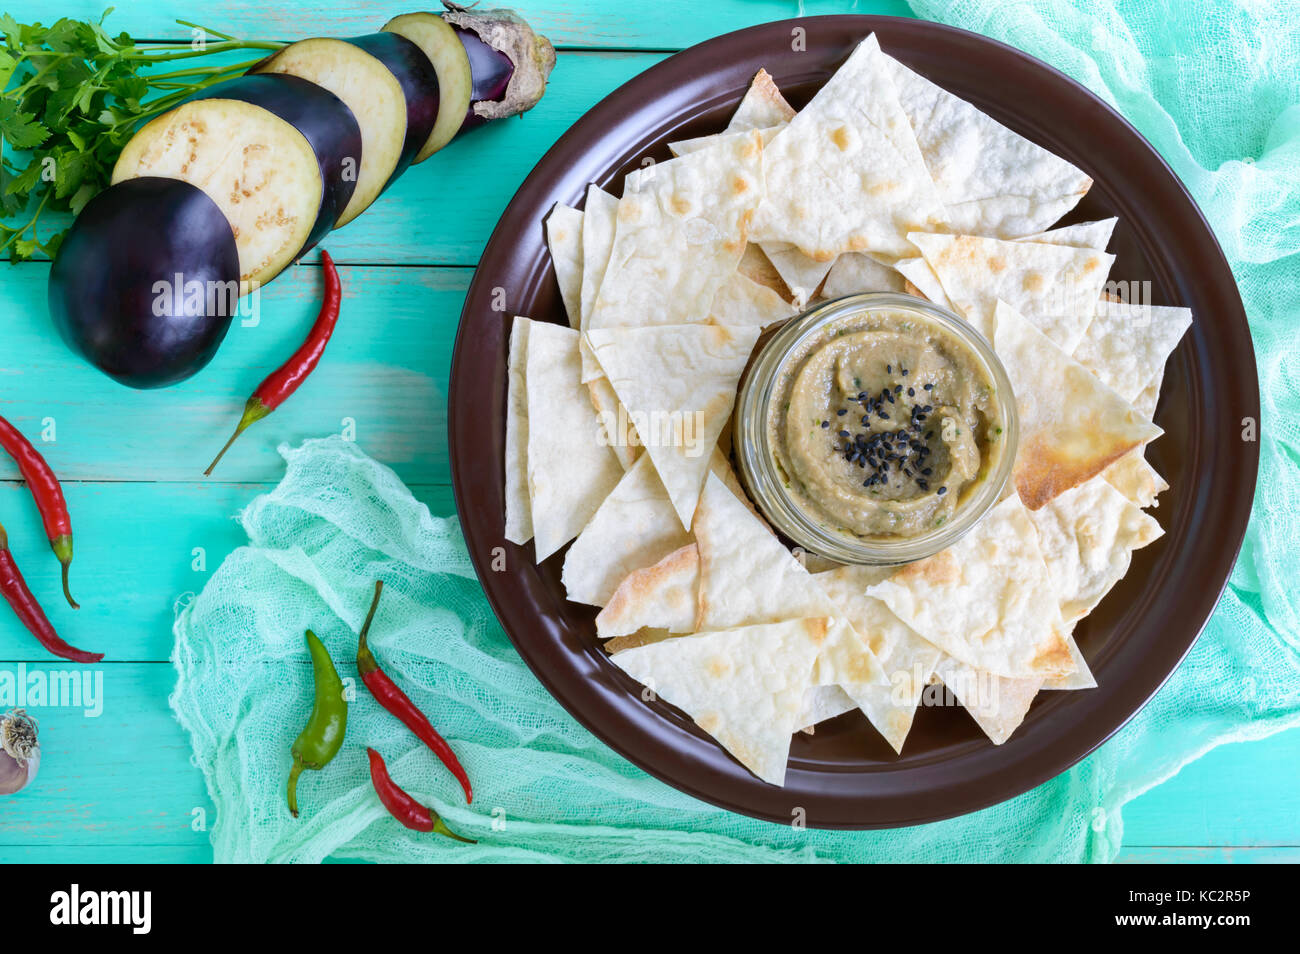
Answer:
[{"left": 0, "top": 709, "right": 39, "bottom": 795}]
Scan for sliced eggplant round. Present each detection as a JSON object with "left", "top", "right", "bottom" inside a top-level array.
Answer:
[
  {"left": 190, "top": 74, "right": 361, "bottom": 251},
  {"left": 382, "top": 12, "right": 473, "bottom": 161},
  {"left": 111, "top": 98, "right": 322, "bottom": 288},
  {"left": 251, "top": 38, "right": 408, "bottom": 227},
  {"left": 341, "top": 33, "right": 440, "bottom": 181},
  {"left": 49, "top": 178, "right": 241, "bottom": 389}
]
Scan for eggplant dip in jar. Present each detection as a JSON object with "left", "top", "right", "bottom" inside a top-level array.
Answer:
[{"left": 735, "top": 294, "right": 1017, "bottom": 564}]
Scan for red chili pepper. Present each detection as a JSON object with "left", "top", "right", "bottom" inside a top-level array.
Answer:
[
  {"left": 205, "top": 249, "right": 343, "bottom": 476},
  {"left": 0, "top": 416, "right": 77, "bottom": 609},
  {"left": 357, "top": 581, "right": 473, "bottom": 803},
  {"left": 0, "top": 520, "right": 101, "bottom": 664},
  {"left": 366, "top": 748, "right": 474, "bottom": 842}
]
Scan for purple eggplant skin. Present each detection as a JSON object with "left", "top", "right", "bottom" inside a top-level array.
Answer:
[
  {"left": 452, "top": 26, "right": 515, "bottom": 132},
  {"left": 343, "top": 33, "right": 440, "bottom": 185},
  {"left": 191, "top": 74, "right": 361, "bottom": 251},
  {"left": 48, "top": 178, "right": 241, "bottom": 390}
]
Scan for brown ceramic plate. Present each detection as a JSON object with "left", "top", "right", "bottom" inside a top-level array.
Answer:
[{"left": 449, "top": 16, "right": 1259, "bottom": 828}]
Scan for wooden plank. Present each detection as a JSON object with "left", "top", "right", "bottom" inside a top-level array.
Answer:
[
  {"left": 0, "top": 482, "right": 455, "bottom": 662},
  {"left": 2, "top": 263, "right": 465, "bottom": 485},
  {"left": 0, "top": 649, "right": 1294, "bottom": 852},
  {"left": 0, "top": 844, "right": 214, "bottom": 862},
  {"left": 1122, "top": 729, "right": 1300, "bottom": 847},
  {"left": 7, "top": 52, "right": 666, "bottom": 266},
  {"left": 0, "top": 663, "right": 214, "bottom": 847},
  {"left": 5, "top": 0, "right": 1295, "bottom": 862},
  {"left": 50, "top": 0, "right": 914, "bottom": 49},
  {"left": 1117, "top": 846, "right": 1300, "bottom": 863}
]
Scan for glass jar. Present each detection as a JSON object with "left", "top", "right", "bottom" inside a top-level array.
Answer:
[{"left": 732, "top": 292, "right": 1018, "bottom": 565}]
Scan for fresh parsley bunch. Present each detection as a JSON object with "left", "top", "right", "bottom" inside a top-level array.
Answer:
[{"left": 0, "top": 9, "right": 281, "bottom": 261}]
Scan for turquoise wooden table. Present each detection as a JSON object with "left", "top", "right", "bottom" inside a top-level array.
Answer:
[{"left": 1, "top": 0, "right": 1295, "bottom": 864}]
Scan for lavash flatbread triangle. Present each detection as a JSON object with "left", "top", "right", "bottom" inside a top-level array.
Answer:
[
  {"left": 585, "top": 323, "right": 760, "bottom": 527},
  {"left": 866, "top": 493, "right": 1076, "bottom": 679},
  {"left": 578, "top": 185, "right": 619, "bottom": 382},
  {"left": 693, "top": 472, "right": 887, "bottom": 690},
  {"left": 760, "top": 243, "right": 836, "bottom": 306},
  {"left": 715, "top": 68, "right": 833, "bottom": 302},
  {"left": 1047, "top": 631, "right": 1097, "bottom": 691},
  {"left": 749, "top": 34, "right": 946, "bottom": 261},
  {"left": 729, "top": 67, "right": 796, "bottom": 130},
  {"left": 667, "top": 67, "right": 795, "bottom": 157},
  {"left": 737, "top": 243, "right": 791, "bottom": 298},
  {"left": 604, "top": 627, "right": 677, "bottom": 655},
  {"left": 693, "top": 472, "right": 836, "bottom": 625},
  {"left": 504, "top": 316, "right": 533, "bottom": 544},
  {"left": 586, "top": 375, "right": 640, "bottom": 471},
  {"left": 544, "top": 203, "right": 584, "bottom": 328},
  {"left": 822, "top": 252, "right": 907, "bottom": 299},
  {"left": 796, "top": 684, "right": 859, "bottom": 730},
  {"left": 884, "top": 53, "right": 1092, "bottom": 238},
  {"left": 814, "top": 564, "right": 943, "bottom": 753},
  {"left": 889, "top": 221, "right": 1113, "bottom": 315},
  {"left": 611, "top": 616, "right": 830, "bottom": 785},
  {"left": 994, "top": 301, "right": 1163, "bottom": 509},
  {"left": 587, "top": 129, "right": 764, "bottom": 335},
  {"left": 932, "top": 656, "right": 1043, "bottom": 745},
  {"left": 564, "top": 447, "right": 737, "bottom": 608},
  {"left": 1018, "top": 218, "right": 1117, "bottom": 250},
  {"left": 561, "top": 454, "right": 693, "bottom": 607},
  {"left": 523, "top": 320, "right": 624, "bottom": 560},
  {"left": 1102, "top": 450, "right": 1168, "bottom": 509},
  {"left": 596, "top": 543, "right": 700, "bottom": 637},
  {"left": 910, "top": 232, "right": 1115, "bottom": 350},
  {"left": 894, "top": 256, "right": 954, "bottom": 309},
  {"left": 707, "top": 271, "right": 797, "bottom": 328},
  {"left": 1028, "top": 475, "right": 1164, "bottom": 625},
  {"left": 1070, "top": 301, "right": 1192, "bottom": 403},
  {"left": 1132, "top": 365, "right": 1164, "bottom": 419}
]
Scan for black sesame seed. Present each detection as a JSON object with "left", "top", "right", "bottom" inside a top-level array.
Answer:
[
  {"left": 821, "top": 420, "right": 830, "bottom": 428},
  {"left": 886, "top": 364, "right": 892, "bottom": 374},
  {"left": 894, "top": 384, "right": 903, "bottom": 394},
  {"left": 886, "top": 391, "right": 895, "bottom": 404},
  {"left": 937, "top": 486, "right": 947, "bottom": 495},
  {"left": 839, "top": 430, "right": 850, "bottom": 438},
  {"left": 837, "top": 408, "right": 848, "bottom": 416},
  {"left": 902, "top": 368, "right": 909, "bottom": 376},
  {"left": 922, "top": 467, "right": 932, "bottom": 476},
  {"left": 907, "top": 387, "right": 915, "bottom": 397},
  {"left": 923, "top": 383, "right": 934, "bottom": 391},
  {"left": 878, "top": 411, "right": 889, "bottom": 420}
]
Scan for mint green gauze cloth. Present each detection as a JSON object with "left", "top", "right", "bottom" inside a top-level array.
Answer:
[{"left": 172, "top": 0, "right": 1300, "bottom": 863}]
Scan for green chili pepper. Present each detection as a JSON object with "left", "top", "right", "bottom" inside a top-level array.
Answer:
[{"left": 287, "top": 629, "right": 348, "bottom": 818}]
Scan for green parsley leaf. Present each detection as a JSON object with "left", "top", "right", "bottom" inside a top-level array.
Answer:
[{"left": 0, "top": 99, "right": 50, "bottom": 150}]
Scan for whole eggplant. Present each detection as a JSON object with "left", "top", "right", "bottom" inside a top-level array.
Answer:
[{"left": 48, "top": 177, "right": 241, "bottom": 389}]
